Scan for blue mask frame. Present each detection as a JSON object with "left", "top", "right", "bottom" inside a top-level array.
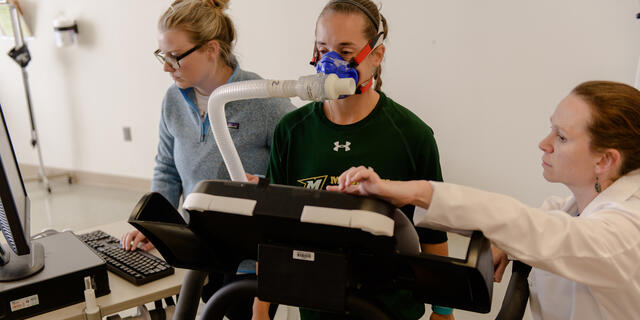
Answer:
[{"left": 314, "top": 51, "right": 360, "bottom": 86}]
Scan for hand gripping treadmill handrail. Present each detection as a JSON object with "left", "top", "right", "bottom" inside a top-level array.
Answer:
[{"left": 126, "top": 74, "right": 503, "bottom": 319}]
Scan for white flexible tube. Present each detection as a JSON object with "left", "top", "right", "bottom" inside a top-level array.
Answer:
[{"left": 208, "top": 73, "right": 355, "bottom": 182}]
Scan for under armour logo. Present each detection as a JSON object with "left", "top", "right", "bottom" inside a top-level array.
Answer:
[{"left": 333, "top": 141, "right": 351, "bottom": 152}]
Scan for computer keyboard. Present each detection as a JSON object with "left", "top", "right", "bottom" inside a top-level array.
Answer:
[{"left": 77, "top": 230, "right": 175, "bottom": 286}]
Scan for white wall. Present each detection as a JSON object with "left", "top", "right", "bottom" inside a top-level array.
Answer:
[
  {"left": 0, "top": 0, "right": 171, "bottom": 180},
  {"left": 1, "top": 0, "right": 639, "bottom": 206}
]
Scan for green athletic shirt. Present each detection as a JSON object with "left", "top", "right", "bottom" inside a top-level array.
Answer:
[{"left": 267, "top": 91, "right": 447, "bottom": 244}]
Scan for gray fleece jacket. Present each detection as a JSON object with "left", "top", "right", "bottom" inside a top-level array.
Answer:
[{"left": 151, "top": 65, "right": 295, "bottom": 209}]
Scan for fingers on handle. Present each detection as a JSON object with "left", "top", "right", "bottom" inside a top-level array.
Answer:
[
  {"left": 493, "top": 257, "right": 508, "bottom": 282},
  {"left": 245, "top": 173, "right": 259, "bottom": 183},
  {"left": 343, "top": 183, "right": 362, "bottom": 195},
  {"left": 494, "top": 269, "right": 504, "bottom": 282},
  {"left": 337, "top": 167, "right": 355, "bottom": 189},
  {"left": 495, "top": 269, "right": 505, "bottom": 282},
  {"left": 337, "top": 166, "right": 376, "bottom": 191},
  {"left": 326, "top": 185, "right": 339, "bottom": 191},
  {"left": 345, "top": 166, "right": 366, "bottom": 186}
]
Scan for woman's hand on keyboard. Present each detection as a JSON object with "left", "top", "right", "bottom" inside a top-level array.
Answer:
[{"left": 121, "top": 229, "right": 155, "bottom": 251}]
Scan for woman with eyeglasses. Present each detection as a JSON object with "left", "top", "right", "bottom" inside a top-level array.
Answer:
[
  {"left": 120, "top": 0, "right": 293, "bottom": 317},
  {"left": 251, "top": 1, "right": 453, "bottom": 319},
  {"left": 328, "top": 81, "right": 640, "bottom": 320}
]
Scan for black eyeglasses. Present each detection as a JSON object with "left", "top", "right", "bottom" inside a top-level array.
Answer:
[{"left": 154, "top": 44, "right": 202, "bottom": 69}]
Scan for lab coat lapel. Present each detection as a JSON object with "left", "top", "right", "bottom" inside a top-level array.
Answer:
[{"left": 581, "top": 169, "right": 640, "bottom": 218}]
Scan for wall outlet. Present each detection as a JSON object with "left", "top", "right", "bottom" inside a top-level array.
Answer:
[{"left": 123, "top": 126, "right": 132, "bottom": 142}]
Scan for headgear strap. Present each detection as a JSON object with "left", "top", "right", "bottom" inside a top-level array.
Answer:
[{"left": 327, "top": 0, "right": 379, "bottom": 30}]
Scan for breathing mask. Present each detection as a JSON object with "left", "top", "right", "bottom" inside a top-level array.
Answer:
[
  {"left": 313, "top": 51, "right": 360, "bottom": 99},
  {"left": 310, "top": 31, "right": 384, "bottom": 98}
]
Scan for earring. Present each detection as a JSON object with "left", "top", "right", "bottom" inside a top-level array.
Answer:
[{"left": 595, "top": 177, "right": 602, "bottom": 193}]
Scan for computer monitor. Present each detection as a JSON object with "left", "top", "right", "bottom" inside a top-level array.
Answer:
[{"left": 0, "top": 104, "right": 44, "bottom": 281}]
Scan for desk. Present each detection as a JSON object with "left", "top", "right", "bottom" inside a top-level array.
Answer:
[{"left": 28, "top": 221, "right": 188, "bottom": 320}]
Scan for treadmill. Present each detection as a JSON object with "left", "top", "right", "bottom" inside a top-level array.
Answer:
[{"left": 128, "top": 178, "right": 494, "bottom": 319}]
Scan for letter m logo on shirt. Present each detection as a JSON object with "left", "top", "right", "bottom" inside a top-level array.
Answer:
[{"left": 297, "top": 175, "right": 328, "bottom": 190}]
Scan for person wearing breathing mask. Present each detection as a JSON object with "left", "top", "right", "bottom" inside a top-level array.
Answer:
[{"left": 252, "top": 1, "right": 455, "bottom": 319}]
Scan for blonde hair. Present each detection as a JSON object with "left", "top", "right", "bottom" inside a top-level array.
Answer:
[{"left": 159, "top": 0, "right": 236, "bottom": 67}]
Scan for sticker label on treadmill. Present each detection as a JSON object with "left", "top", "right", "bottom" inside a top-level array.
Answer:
[
  {"left": 10, "top": 294, "right": 39, "bottom": 312},
  {"left": 293, "top": 250, "right": 315, "bottom": 261}
]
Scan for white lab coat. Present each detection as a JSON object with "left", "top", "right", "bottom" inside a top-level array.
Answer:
[{"left": 413, "top": 170, "right": 640, "bottom": 320}]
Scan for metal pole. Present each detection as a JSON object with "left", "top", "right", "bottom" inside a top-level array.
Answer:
[
  {"left": 7, "top": 2, "right": 51, "bottom": 192},
  {"left": 173, "top": 271, "right": 207, "bottom": 320}
]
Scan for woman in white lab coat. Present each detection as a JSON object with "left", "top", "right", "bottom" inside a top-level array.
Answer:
[{"left": 328, "top": 80, "right": 640, "bottom": 320}]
